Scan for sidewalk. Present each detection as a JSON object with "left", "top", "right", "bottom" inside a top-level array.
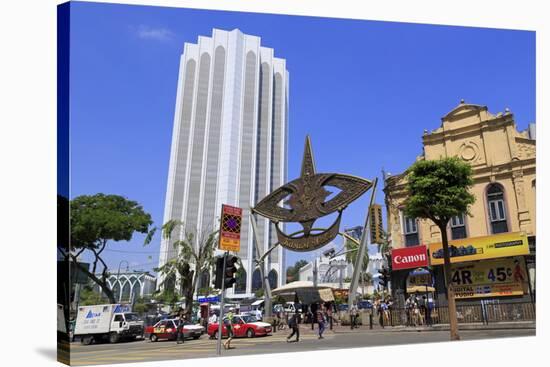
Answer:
[{"left": 278, "top": 320, "right": 535, "bottom": 335}]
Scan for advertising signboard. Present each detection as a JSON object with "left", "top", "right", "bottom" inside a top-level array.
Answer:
[
  {"left": 218, "top": 204, "right": 242, "bottom": 252},
  {"left": 450, "top": 257, "right": 528, "bottom": 299},
  {"left": 392, "top": 245, "right": 429, "bottom": 270},
  {"left": 429, "top": 232, "right": 529, "bottom": 265}
]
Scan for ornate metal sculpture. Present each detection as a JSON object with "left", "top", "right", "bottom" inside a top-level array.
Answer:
[{"left": 253, "top": 136, "right": 372, "bottom": 251}]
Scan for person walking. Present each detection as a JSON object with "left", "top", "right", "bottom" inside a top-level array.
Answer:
[
  {"left": 286, "top": 313, "right": 300, "bottom": 342},
  {"left": 350, "top": 301, "right": 359, "bottom": 329},
  {"left": 223, "top": 309, "right": 235, "bottom": 350},
  {"left": 316, "top": 304, "right": 326, "bottom": 339},
  {"left": 176, "top": 308, "right": 186, "bottom": 344}
]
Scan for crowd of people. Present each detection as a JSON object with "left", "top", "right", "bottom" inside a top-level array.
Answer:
[{"left": 404, "top": 294, "right": 434, "bottom": 327}]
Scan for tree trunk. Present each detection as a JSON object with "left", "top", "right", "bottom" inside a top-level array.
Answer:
[
  {"left": 72, "top": 256, "right": 116, "bottom": 303},
  {"left": 184, "top": 272, "right": 197, "bottom": 321},
  {"left": 440, "top": 225, "right": 460, "bottom": 340}
]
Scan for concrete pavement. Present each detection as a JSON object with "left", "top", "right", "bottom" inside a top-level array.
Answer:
[{"left": 68, "top": 325, "right": 535, "bottom": 366}]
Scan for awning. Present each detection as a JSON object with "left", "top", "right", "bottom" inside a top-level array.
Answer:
[
  {"left": 407, "top": 285, "right": 435, "bottom": 293},
  {"left": 271, "top": 281, "right": 335, "bottom": 304},
  {"left": 251, "top": 300, "right": 264, "bottom": 306}
]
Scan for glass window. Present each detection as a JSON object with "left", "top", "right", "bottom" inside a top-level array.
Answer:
[
  {"left": 451, "top": 213, "right": 467, "bottom": 240},
  {"left": 113, "top": 315, "right": 123, "bottom": 322},
  {"left": 403, "top": 215, "right": 419, "bottom": 247},
  {"left": 487, "top": 184, "right": 508, "bottom": 234}
]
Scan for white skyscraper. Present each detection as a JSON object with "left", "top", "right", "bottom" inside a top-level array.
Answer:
[{"left": 159, "top": 29, "right": 288, "bottom": 298}]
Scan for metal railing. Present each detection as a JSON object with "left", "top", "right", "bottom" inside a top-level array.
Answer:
[{"left": 366, "top": 302, "right": 535, "bottom": 327}]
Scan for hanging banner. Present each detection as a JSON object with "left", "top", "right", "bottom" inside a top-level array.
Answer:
[
  {"left": 219, "top": 204, "right": 242, "bottom": 252},
  {"left": 450, "top": 257, "right": 528, "bottom": 299},
  {"left": 429, "top": 232, "right": 529, "bottom": 265}
]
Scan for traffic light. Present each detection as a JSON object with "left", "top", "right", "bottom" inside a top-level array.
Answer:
[
  {"left": 224, "top": 256, "right": 239, "bottom": 289},
  {"left": 213, "top": 256, "right": 224, "bottom": 289},
  {"left": 378, "top": 267, "right": 390, "bottom": 289},
  {"left": 369, "top": 203, "right": 384, "bottom": 244}
]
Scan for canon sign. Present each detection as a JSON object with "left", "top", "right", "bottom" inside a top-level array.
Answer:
[{"left": 391, "top": 245, "right": 429, "bottom": 270}]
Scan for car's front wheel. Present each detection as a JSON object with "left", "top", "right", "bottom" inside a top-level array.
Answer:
[
  {"left": 150, "top": 334, "right": 158, "bottom": 342},
  {"left": 246, "top": 328, "right": 255, "bottom": 338}
]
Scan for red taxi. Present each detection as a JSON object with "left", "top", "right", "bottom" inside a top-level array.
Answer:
[
  {"left": 207, "top": 314, "right": 272, "bottom": 338},
  {"left": 145, "top": 319, "right": 205, "bottom": 342}
]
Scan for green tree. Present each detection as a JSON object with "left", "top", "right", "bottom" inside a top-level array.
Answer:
[
  {"left": 286, "top": 260, "right": 308, "bottom": 283},
  {"left": 344, "top": 234, "right": 370, "bottom": 292},
  {"left": 404, "top": 157, "right": 475, "bottom": 341},
  {"left": 154, "top": 220, "right": 218, "bottom": 320},
  {"left": 69, "top": 194, "right": 153, "bottom": 303},
  {"left": 78, "top": 285, "right": 107, "bottom": 306}
]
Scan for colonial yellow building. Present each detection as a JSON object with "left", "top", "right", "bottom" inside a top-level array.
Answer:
[{"left": 384, "top": 101, "right": 535, "bottom": 304}]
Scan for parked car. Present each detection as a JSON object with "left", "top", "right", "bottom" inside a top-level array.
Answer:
[
  {"left": 145, "top": 319, "right": 205, "bottom": 342},
  {"left": 207, "top": 314, "right": 272, "bottom": 338},
  {"left": 338, "top": 304, "right": 349, "bottom": 311}
]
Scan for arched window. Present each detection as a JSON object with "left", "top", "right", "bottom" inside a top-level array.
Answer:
[
  {"left": 268, "top": 269, "right": 278, "bottom": 289},
  {"left": 487, "top": 184, "right": 508, "bottom": 234},
  {"left": 235, "top": 268, "right": 247, "bottom": 293},
  {"left": 132, "top": 282, "right": 141, "bottom": 302},
  {"left": 252, "top": 269, "right": 262, "bottom": 292},
  {"left": 121, "top": 281, "right": 131, "bottom": 302}
]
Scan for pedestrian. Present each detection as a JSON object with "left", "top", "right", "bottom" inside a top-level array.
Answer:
[
  {"left": 387, "top": 298, "right": 394, "bottom": 326},
  {"left": 286, "top": 313, "right": 300, "bottom": 342},
  {"left": 382, "top": 299, "right": 390, "bottom": 325},
  {"left": 326, "top": 302, "right": 333, "bottom": 330},
  {"left": 310, "top": 304, "right": 317, "bottom": 330},
  {"left": 426, "top": 297, "right": 434, "bottom": 326},
  {"left": 419, "top": 295, "right": 428, "bottom": 324},
  {"left": 176, "top": 308, "right": 186, "bottom": 344},
  {"left": 223, "top": 308, "right": 235, "bottom": 350},
  {"left": 378, "top": 301, "right": 385, "bottom": 328},
  {"left": 350, "top": 301, "right": 359, "bottom": 329},
  {"left": 316, "top": 304, "right": 327, "bottom": 339}
]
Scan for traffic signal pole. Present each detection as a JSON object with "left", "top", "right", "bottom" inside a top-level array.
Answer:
[
  {"left": 216, "top": 252, "right": 228, "bottom": 356},
  {"left": 249, "top": 212, "right": 273, "bottom": 320}
]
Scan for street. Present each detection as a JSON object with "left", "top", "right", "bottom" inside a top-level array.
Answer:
[{"left": 69, "top": 326, "right": 535, "bottom": 366}]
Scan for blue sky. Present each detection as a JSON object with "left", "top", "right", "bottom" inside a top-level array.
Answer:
[{"left": 69, "top": 1, "right": 535, "bottom": 274}]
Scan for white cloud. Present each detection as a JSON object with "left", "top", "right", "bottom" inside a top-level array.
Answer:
[{"left": 135, "top": 25, "right": 174, "bottom": 42}]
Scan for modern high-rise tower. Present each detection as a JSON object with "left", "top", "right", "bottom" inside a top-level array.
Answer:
[{"left": 159, "top": 29, "right": 288, "bottom": 298}]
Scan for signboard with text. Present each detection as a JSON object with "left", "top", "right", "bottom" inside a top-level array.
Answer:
[
  {"left": 392, "top": 245, "right": 429, "bottom": 270},
  {"left": 219, "top": 204, "right": 242, "bottom": 252},
  {"left": 450, "top": 257, "right": 528, "bottom": 299},
  {"left": 429, "top": 232, "right": 529, "bottom": 265}
]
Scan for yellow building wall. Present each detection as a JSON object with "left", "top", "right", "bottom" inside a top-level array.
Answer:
[{"left": 384, "top": 102, "right": 535, "bottom": 249}]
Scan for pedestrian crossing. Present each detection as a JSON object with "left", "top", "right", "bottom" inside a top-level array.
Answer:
[{"left": 70, "top": 332, "right": 335, "bottom": 366}]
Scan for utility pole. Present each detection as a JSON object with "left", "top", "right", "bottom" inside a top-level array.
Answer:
[
  {"left": 313, "top": 256, "right": 318, "bottom": 287},
  {"left": 249, "top": 212, "right": 273, "bottom": 320}
]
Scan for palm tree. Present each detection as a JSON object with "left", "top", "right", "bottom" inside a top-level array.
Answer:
[
  {"left": 154, "top": 220, "right": 218, "bottom": 320},
  {"left": 344, "top": 235, "right": 370, "bottom": 296}
]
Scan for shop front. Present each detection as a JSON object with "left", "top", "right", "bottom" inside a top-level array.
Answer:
[{"left": 428, "top": 232, "right": 533, "bottom": 306}]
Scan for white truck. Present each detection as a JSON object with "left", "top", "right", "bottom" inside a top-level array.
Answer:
[{"left": 74, "top": 304, "right": 144, "bottom": 345}]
